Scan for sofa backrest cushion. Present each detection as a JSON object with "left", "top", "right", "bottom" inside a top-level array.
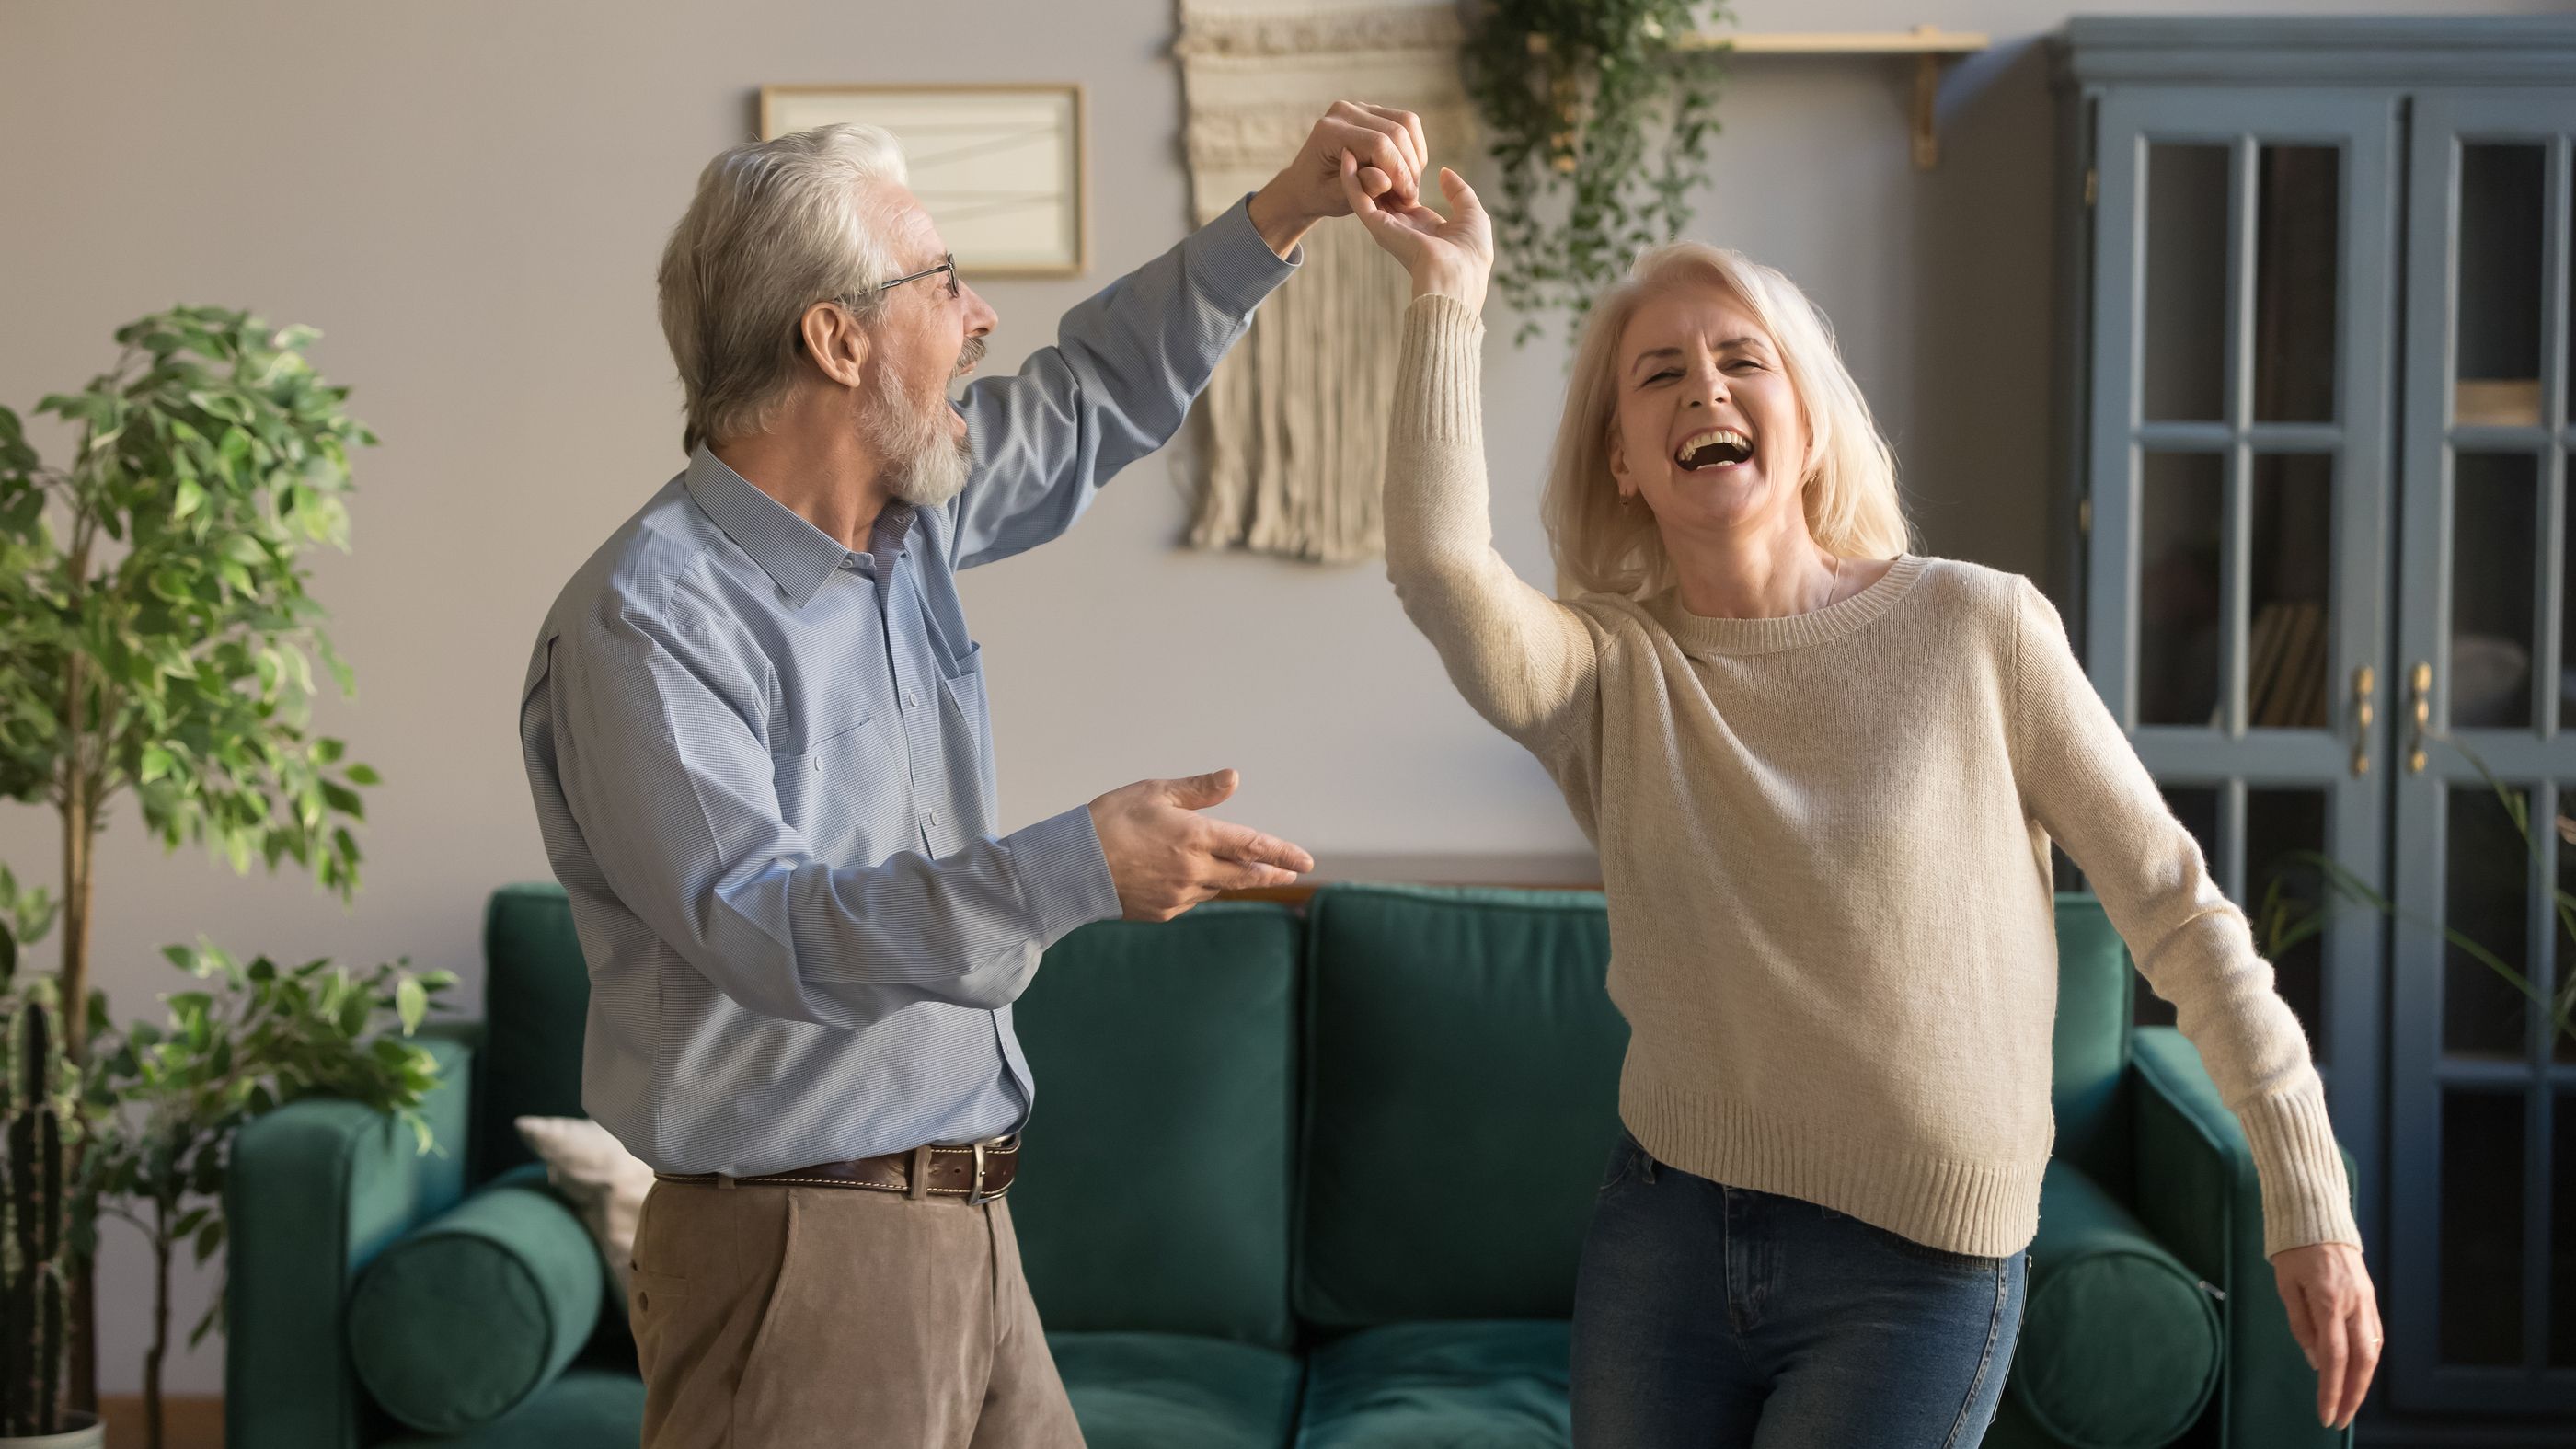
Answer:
[
  {"left": 1294, "top": 884, "right": 1625, "bottom": 1330},
  {"left": 477, "top": 884, "right": 593, "bottom": 1183},
  {"left": 1010, "top": 903, "right": 1300, "bottom": 1350},
  {"left": 2050, "top": 892, "right": 2135, "bottom": 1191}
]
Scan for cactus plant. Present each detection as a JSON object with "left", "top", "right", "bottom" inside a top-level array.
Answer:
[
  {"left": 1, "top": 977, "right": 81, "bottom": 1439},
  {"left": 0, "top": 863, "right": 87, "bottom": 1443}
]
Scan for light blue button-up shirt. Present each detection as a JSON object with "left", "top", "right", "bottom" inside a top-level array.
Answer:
[{"left": 519, "top": 200, "right": 1295, "bottom": 1176}]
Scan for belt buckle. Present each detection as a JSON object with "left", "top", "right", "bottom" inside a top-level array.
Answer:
[{"left": 966, "top": 1136, "right": 1015, "bottom": 1205}]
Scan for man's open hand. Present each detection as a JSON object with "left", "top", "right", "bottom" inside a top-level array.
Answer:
[{"left": 1088, "top": 769, "right": 1315, "bottom": 922}]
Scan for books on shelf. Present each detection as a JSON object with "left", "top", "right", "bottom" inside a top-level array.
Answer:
[{"left": 2248, "top": 598, "right": 2328, "bottom": 730}]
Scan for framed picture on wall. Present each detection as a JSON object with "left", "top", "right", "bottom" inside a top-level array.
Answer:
[{"left": 759, "top": 83, "right": 1087, "bottom": 278}]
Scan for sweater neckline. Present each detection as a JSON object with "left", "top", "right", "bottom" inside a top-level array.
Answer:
[{"left": 1658, "top": 554, "right": 1928, "bottom": 656}]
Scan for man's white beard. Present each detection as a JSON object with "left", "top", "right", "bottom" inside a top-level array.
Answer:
[{"left": 863, "top": 362, "right": 972, "bottom": 510}]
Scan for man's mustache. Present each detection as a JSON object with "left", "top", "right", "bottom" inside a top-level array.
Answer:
[{"left": 954, "top": 336, "right": 987, "bottom": 378}]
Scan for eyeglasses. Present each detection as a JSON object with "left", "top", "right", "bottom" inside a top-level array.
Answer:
[
  {"left": 868, "top": 253, "right": 960, "bottom": 302},
  {"left": 797, "top": 255, "right": 961, "bottom": 352}
]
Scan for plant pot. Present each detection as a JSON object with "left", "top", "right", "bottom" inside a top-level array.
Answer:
[{"left": 0, "top": 1412, "right": 105, "bottom": 1449}]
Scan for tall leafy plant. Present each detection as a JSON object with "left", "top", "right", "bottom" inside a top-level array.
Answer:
[
  {"left": 0, "top": 305, "right": 382, "bottom": 1406},
  {"left": 0, "top": 305, "right": 383, "bottom": 1062},
  {"left": 1462, "top": 0, "right": 1729, "bottom": 342},
  {"left": 88, "top": 943, "right": 451, "bottom": 1449}
]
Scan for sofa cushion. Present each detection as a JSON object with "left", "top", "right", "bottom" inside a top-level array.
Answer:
[
  {"left": 378, "top": 1369, "right": 645, "bottom": 1449},
  {"left": 1013, "top": 903, "right": 1300, "bottom": 1346},
  {"left": 479, "top": 884, "right": 592, "bottom": 1180},
  {"left": 2011, "top": 1160, "right": 2222, "bottom": 1449},
  {"left": 1051, "top": 1331, "right": 1302, "bottom": 1449},
  {"left": 1294, "top": 1320, "right": 1570, "bottom": 1449},
  {"left": 1297, "top": 885, "right": 1623, "bottom": 1329},
  {"left": 348, "top": 1167, "right": 602, "bottom": 1434}
]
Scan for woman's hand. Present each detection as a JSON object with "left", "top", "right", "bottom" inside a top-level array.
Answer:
[
  {"left": 1342, "top": 156, "right": 1493, "bottom": 314},
  {"left": 2272, "top": 1241, "right": 2381, "bottom": 1429}
]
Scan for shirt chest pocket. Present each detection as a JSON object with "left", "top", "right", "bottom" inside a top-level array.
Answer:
[
  {"left": 936, "top": 646, "right": 995, "bottom": 820},
  {"left": 769, "top": 713, "right": 903, "bottom": 836},
  {"left": 937, "top": 648, "right": 990, "bottom": 738}
]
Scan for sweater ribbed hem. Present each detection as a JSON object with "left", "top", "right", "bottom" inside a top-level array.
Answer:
[
  {"left": 2237, "top": 1084, "right": 2362, "bottom": 1255},
  {"left": 1621, "top": 1069, "right": 2048, "bottom": 1259},
  {"left": 1657, "top": 554, "right": 1931, "bottom": 656}
]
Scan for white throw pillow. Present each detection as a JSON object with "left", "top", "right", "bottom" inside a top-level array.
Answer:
[{"left": 513, "top": 1115, "right": 655, "bottom": 1296}]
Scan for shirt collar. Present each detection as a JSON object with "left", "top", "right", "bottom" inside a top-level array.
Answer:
[{"left": 682, "top": 445, "right": 914, "bottom": 609}]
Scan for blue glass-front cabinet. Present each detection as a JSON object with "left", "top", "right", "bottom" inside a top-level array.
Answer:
[{"left": 2061, "top": 17, "right": 2576, "bottom": 1429}]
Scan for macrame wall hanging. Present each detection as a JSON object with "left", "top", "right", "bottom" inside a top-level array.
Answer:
[{"left": 1176, "top": 0, "right": 1475, "bottom": 564}]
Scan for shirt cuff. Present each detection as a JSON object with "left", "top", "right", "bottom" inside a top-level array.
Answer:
[
  {"left": 1005, "top": 804, "right": 1123, "bottom": 948},
  {"left": 1187, "top": 194, "right": 1303, "bottom": 316}
]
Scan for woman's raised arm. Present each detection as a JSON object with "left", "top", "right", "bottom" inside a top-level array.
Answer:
[{"left": 1352, "top": 162, "right": 1601, "bottom": 751}]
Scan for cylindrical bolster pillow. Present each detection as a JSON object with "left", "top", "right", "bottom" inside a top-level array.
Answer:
[
  {"left": 347, "top": 1166, "right": 603, "bottom": 1433},
  {"left": 2009, "top": 1160, "right": 2224, "bottom": 1449}
]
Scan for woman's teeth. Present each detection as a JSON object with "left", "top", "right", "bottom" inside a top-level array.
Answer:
[{"left": 1674, "top": 428, "right": 1754, "bottom": 471}]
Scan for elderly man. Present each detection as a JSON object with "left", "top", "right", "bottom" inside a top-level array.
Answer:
[{"left": 519, "top": 104, "right": 1430, "bottom": 1446}]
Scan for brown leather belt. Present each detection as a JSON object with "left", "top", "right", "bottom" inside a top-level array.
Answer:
[{"left": 655, "top": 1134, "right": 1018, "bottom": 1204}]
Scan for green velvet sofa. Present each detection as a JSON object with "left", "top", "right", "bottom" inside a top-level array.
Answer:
[{"left": 226, "top": 881, "right": 2350, "bottom": 1449}]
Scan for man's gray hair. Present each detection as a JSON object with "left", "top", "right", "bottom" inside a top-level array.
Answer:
[{"left": 658, "top": 123, "right": 909, "bottom": 454}]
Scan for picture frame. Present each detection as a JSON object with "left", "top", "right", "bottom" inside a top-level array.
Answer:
[{"left": 758, "top": 83, "right": 1088, "bottom": 278}]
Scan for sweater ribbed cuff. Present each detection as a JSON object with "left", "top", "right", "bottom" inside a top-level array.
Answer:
[
  {"left": 2238, "top": 1085, "right": 2361, "bottom": 1257},
  {"left": 1393, "top": 294, "right": 1484, "bottom": 446}
]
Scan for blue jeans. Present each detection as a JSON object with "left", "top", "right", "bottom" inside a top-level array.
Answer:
[{"left": 1570, "top": 1131, "right": 2028, "bottom": 1449}]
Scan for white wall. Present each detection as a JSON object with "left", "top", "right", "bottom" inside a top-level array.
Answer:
[{"left": 0, "top": 0, "right": 2559, "bottom": 1400}]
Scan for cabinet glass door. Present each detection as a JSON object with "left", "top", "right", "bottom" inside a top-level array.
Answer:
[
  {"left": 2085, "top": 87, "right": 2396, "bottom": 1243},
  {"left": 2389, "top": 88, "right": 2576, "bottom": 1417}
]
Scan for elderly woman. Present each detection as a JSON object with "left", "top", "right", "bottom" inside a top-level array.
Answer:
[{"left": 1340, "top": 155, "right": 2380, "bottom": 1447}]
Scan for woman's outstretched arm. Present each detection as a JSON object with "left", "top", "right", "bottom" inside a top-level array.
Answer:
[{"left": 2009, "top": 577, "right": 2380, "bottom": 1429}]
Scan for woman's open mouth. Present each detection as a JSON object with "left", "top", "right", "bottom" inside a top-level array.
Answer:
[{"left": 1673, "top": 428, "right": 1754, "bottom": 471}]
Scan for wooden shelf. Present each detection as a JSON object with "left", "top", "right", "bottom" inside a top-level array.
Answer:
[
  {"left": 1672, "top": 24, "right": 1992, "bottom": 168},
  {"left": 1673, "top": 28, "right": 1988, "bottom": 55}
]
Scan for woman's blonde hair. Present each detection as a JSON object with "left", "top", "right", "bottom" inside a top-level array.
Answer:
[{"left": 1541, "top": 242, "right": 1911, "bottom": 599}]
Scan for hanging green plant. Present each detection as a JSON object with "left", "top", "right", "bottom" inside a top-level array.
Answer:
[{"left": 1462, "top": 0, "right": 1730, "bottom": 343}]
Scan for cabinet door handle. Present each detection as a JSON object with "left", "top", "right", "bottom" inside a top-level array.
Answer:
[
  {"left": 2352, "top": 664, "right": 2375, "bottom": 776},
  {"left": 2409, "top": 661, "right": 2433, "bottom": 774}
]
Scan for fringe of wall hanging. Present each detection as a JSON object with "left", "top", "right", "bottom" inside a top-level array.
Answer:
[{"left": 1177, "top": 0, "right": 1475, "bottom": 564}]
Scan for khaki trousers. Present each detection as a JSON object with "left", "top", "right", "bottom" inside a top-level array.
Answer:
[{"left": 629, "top": 1179, "right": 1086, "bottom": 1449}]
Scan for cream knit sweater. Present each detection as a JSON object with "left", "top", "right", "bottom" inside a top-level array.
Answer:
[{"left": 1385, "top": 294, "right": 2356, "bottom": 1259}]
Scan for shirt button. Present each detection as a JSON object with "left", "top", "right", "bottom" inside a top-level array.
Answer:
[
  {"left": 903, "top": 689, "right": 919, "bottom": 709},
  {"left": 925, "top": 808, "right": 939, "bottom": 826},
  {"left": 811, "top": 758, "right": 822, "bottom": 773}
]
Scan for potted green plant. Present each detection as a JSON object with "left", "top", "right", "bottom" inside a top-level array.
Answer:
[
  {"left": 0, "top": 305, "right": 383, "bottom": 1400},
  {"left": 0, "top": 874, "right": 99, "bottom": 1449},
  {"left": 2254, "top": 739, "right": 2576, "bottom": 1048},
  {"left": 86, "top": 943, "right": 452, "bottom": 1449},
  {"left": 1461, "top": 0, "right": 1730, "bottom": 342}
]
